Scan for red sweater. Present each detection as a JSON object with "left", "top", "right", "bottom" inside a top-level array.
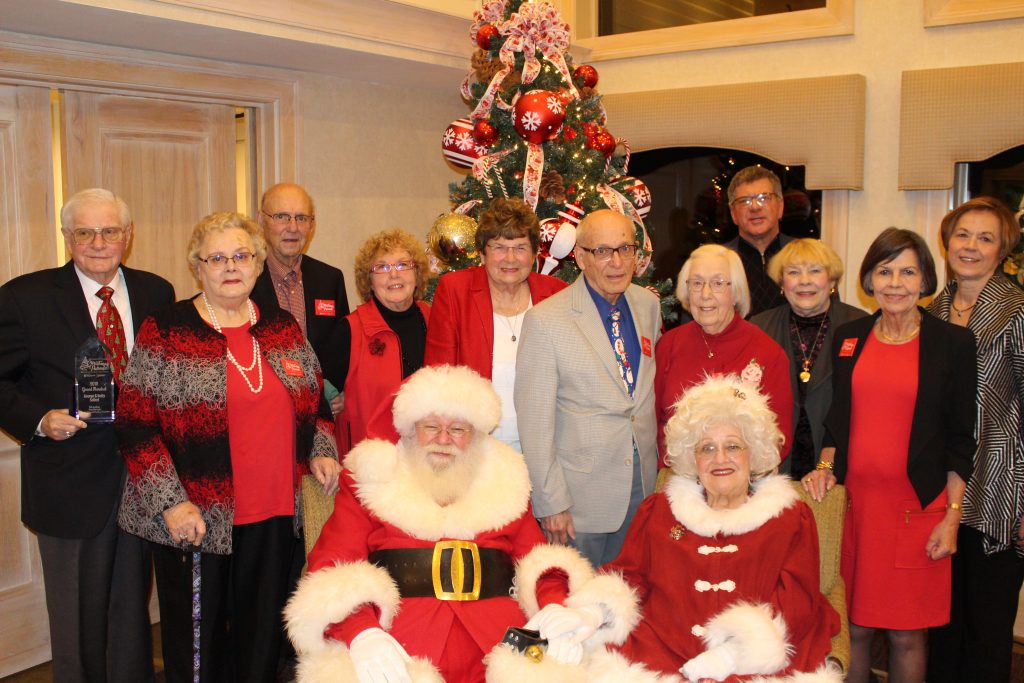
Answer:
[{"left": 655, "top": 314, "right": 793, "bottom": 467}]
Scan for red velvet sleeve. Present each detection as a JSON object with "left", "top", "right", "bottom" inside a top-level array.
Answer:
[
  {"left": 423, "top": 273, "right": 459, "bottom": 367},
  {"left": 761, "top": 338, "right": 794, "bottom": 460}
]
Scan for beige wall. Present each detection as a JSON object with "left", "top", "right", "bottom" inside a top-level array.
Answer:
[
  {"left": 586, "top": 2, "right": 1024, "bottom": 304},
  {"left": 295, "top": 72, "right": 463, "bottom": 311}
]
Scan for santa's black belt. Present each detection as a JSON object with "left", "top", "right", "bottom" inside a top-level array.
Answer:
[{"left": 368, "top": 541, "right": 514, "bottom": 601}]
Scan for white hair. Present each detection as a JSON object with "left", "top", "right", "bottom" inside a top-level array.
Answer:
[
  {"left": 60, "top": 188, "right": 131, "bottom": 229},
  {"left": 676, "top": 244, "right": 751, "bottom": 319}
]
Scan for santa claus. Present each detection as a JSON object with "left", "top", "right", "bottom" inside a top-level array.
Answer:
[{"left": 285, "top": 365, "right": 637, "bottom": 683}]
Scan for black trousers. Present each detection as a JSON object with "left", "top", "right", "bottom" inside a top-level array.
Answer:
[
  {"left": 152, "top": 516, "right": 301, "bottom": 683},
  {"left": 927, "top": 524, "right": 1024, "bottom": 683},
  {"left": 36, "top": 503, "right": 155, "bottom": 683}
]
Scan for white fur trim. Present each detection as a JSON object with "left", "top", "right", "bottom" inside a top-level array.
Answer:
[
  {"left": 566, "top": 573, "right": 641, "bottom": 647},
  {"left": 514, "top": 544, "right": 595, "bottom": 616},
  {"left": 347, "top": 436, "right": 532, "bottom": 540},
  {"left": 392, "top": 365, "right": 502, "bottom": 437},
  {"left": 484, "top": 643, "right": 589, "bottom": 683},
  {"left": 665, "top": 474, "right": 798, "bottom": 537},
  {"left": 700, "top": 601, "right": 791, "bottom": 676},
  {"left": 584, "top": 649, "right": 682, "bottom": 683},
  {"left": 746, "top": 662, "right": 844, "bottom": 683},
  {"left": 296, "top": 647, "right": 444, "bottom": 683},
  {"left": 285, "top": 562, "right": 401, "bottom": 654}
]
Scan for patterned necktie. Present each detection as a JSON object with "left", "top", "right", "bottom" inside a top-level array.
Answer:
[
  {"left": 95, "top": 286, "right": 128, "bottom": 382},
  {"left": 609, "top": 307, "right": 635, "bottom": 397}
]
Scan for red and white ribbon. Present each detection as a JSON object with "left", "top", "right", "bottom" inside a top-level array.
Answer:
[
  {"left": 454, "top": 200, "right": 482, "bottom": 215},
  {"left": 522, "top": 142, "right": 545, "bottom": 210}
]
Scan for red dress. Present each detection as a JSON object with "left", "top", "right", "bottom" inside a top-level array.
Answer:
[{"left": 840, "top": 333, "right": 950, "bottom": 628}]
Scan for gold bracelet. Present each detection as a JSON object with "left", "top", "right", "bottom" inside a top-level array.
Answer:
[
  {"left": 947, "top": 502, "right": 963, "bottom": 511},
  {"left": 815, "top": 461, "right": 834, "bottom": 471}
]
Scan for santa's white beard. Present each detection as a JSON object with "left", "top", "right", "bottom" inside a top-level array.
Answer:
[{"left": 404, "top": 438, "right": 483, "bottom": 506}]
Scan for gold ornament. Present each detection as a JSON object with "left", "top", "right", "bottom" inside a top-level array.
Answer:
[{"left": 428, "top": 213, "right": 479, "bottom": 266}]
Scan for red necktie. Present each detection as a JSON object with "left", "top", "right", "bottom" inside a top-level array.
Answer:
[{"left": 95, "top": 286, "right": 128, "bottom": 382}]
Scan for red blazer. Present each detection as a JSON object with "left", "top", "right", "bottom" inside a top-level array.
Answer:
[{"left": 424, "top": 266, "right": 567, "bottom": 378}]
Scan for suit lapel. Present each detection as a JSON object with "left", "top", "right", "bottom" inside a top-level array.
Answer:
[
  {"left": 470, "top": 269, "right": 495, "bottom": 353},
  {"left": 570, "top": 278, "right": 630, "bottom": 397},
  {"left": 122, "top": 266, "right": 152, "bottom": 334},
  {"left": 55, "top": 261, "right": 100, "bottom": 343}
]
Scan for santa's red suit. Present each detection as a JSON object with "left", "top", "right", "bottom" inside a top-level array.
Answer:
[{"left": 285, "top": 438, "right": 630, "bottom": 683}]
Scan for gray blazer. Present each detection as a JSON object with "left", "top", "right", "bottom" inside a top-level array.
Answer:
[
  {"left": 515, "top": 277, "right": 662, "bottom": 533},
  {"left": 750, "top": 298, "right": 866, "bottom": 466}
]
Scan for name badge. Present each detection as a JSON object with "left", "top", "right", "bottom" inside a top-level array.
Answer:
[
  {"left": 641, "top": 337, "right": 652, "bottom": 357},
  {"left": 839, "top": 338, "right": 858, "bottom": 357},
  {"left": 314, "top": 299, "right": 336, "bottom": 316},
  {"left": 281, "top": 359, "right": 305, "bottom": 377}
]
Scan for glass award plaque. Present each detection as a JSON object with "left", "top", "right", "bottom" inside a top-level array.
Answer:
[{"left": 73, "top": 336, "right": 116, "bottom": 423}]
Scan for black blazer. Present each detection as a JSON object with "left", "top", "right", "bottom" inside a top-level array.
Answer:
[
  {"left": 823, "top": 308, "right": 977, "bottom": 508},
  {"left": 251, "top": 254, "right": 350, "bottom": 389},
  {"left": 751, "top": 298, "right": 867, "bottom": 464},
  {"left": 0, "top": 261, "right": 174, "bottom": 538}
]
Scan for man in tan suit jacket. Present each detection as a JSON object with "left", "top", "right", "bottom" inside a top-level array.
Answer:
[{"left": 515, "top": 210, "right": 662, "bottom": 567}]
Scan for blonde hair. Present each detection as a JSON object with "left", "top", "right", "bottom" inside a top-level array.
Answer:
[
  {"left": 766, "top": 238, "right": 844, "bottom": 287},
  {"left": 187, "top": 212, "right": 267, "bottom": 278},
  {"left": 676, "top": 244, "right": 751, "bottom": 318},
  {"left": 353, "top": 228, "right": 429, "bottom": 302},
  {"left": 663, "top": 374, "right": 782, "bottom": 479}
]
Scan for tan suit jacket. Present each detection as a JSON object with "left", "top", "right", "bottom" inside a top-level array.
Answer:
[{"left": 515, "top": 277, "right": 662, "bottom": 533}]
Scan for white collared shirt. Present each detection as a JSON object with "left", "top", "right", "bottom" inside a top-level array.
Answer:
[{"left": 74, "top": 265, "right": 135, "bottom": 353}]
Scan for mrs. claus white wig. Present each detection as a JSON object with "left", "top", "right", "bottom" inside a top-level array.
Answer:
[
  {"left": 663, "top": 374, "right": 783, "bottom": 479},
  {"left": 391, "top": 365, "right": 502, "bottom": 438}
]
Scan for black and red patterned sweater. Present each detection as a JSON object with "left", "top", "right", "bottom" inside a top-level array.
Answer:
[{"left": 115, "top": 298, "right": 337, "bottom": 555}]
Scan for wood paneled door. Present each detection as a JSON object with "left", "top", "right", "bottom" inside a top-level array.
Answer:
[{"left": 61, "top": 91, "right": 238, "bottom": 299}]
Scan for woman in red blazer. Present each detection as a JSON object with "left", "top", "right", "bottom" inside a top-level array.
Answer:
[{"left": 425, "top": 198, "right": 566, "bottom": 451}]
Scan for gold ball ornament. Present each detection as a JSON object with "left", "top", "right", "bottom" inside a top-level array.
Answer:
[{"left": 428, "top": 212, "right": 478, "bottom": 265}]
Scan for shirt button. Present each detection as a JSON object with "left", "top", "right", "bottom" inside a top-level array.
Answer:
[
  {"left": 630, "top": 415, "right": 636, "bottom": 422},
  {"left": 625, "top": 458, "right": 632, "bottom": 466}
]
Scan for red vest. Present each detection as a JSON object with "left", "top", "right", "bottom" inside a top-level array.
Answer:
[{"left": 337, "top": 299, "right": 430, "bottom": 455}]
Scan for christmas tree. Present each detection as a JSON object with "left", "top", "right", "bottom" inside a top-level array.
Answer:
[{"left": 431, "top": 0, "right": 677, "bottom": 320}]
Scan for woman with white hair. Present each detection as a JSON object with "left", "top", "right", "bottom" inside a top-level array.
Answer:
[
  {"left": 655, "top": 244, "right": 793, "bottom": 466},
  {"left": 526, "top": 374, "right": 840, "bottom": 682}
]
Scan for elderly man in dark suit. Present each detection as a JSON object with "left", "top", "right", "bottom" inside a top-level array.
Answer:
[
  {"left": 0, "top": 188, "right": 174, "bottom": 682},
  {"left": 251, "top": 182, "right": 350, "bottom": 414}
]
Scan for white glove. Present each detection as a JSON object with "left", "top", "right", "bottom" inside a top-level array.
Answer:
[
  {"left": 680, "top": 643, "right": 739, "bottom": 682},
  {"left": 524, "top": 603, "right": 604, "bottom": 645},
  {"left": 349, "top": 628, "right": 413, "bottom": 683},
  {"left": 543, "top": 635, "right": 584, "bottom": 665}
]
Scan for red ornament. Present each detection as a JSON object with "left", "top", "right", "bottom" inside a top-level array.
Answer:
[
  {"left": 562, "top": 127, "right": 578, "bottom": 141},
  {"left": 441, "top": 118, "right": 483, "bottom": 170},
  {"left": 472, "top": 119, "right": 498, "bottom": 146},
  {"left": 581, "top": 122, "right": 599, "bottom": 140},
  {"left": 476, "top": 23, "right": 500, "bottom": 50},
  {"left": 573, "top": 64, "right": 599, "bottom": 89},
  {"left": 513, "top": 89, "right": 567, "bottom": 145},
  {"left": 514, "top": 170, "right": 524, "bottom": 180},
  {"left": 588, "top": 130, "right": 616, "bottom": 156}
]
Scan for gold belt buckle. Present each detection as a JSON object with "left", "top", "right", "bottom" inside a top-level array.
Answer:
[{"left": 431, "top": 540, "right": 482, "bottom": 601}]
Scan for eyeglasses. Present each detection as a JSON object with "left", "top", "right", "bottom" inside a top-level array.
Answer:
[
  {"left": 730, "top": 192, "right": 778, "bottom": 209},
  {"left": 487, "top": 243, "right": 532, "bottom": 257},
  {"left": 416, "top": 422, "right": 474, "bottom": 439},
  {"left": 261, "top": 210, "right": 314, "bottom": 226},
  {"left": 577, "top": 244, "right": 639, "bottom": 261},
  {"left": 68, "top": 227, "right": 126, "bottom": 244},
  {"left": 696, "top": 442, "right": 749, "bottom": 457},
  {"left": 370, "top": 260, "right": 417, "bottom": 275},
  {"left": 197, "top": 251, "right": 256, "bottom": 268},
  {"left": 686, "top": 278, "right": 731, "bottom": 293}
]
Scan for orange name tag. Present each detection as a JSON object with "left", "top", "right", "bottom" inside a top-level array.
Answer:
[
  {"left": 281, "top": 359, "right": 304, "bottom": 377},
  {"left": 314, "top": 299, "right": 336, "bottom": 316},
  {"left": 641, "top": 337, "right": 652, "bottom": 357},
  {"left": 839, "top": 338, "right": 858, "bottom": 357}
]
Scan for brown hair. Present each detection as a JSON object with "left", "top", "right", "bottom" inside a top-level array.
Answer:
[
  {"left": 726, "top": 165, "right": 782, "bottom": 203},
  {"left": 353, "top": 228, "right": 429, "bottom": 302},
  {"left": 474, "top": 197, "right": 541, "bottom": 253},
  {"left": 939, "top": 196, "right": 1020, "bottom": 262},
  {"left": 858, "top": 227, "right": 937, "bottom": 297}
]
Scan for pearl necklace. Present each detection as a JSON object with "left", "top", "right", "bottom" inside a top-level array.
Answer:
[{"left": 203, "top": 293, "right": 264, "bottom": 394}]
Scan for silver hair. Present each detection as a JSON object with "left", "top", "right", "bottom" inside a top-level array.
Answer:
[
  {"left": 663, "top": 374, "right": 782, "bottom": 480},
  {"left": 60, "top": 188, "right": 131, "bottom": 229},
  {"left": 676, "top": 244, "right": 751, "bottom": 318}
]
